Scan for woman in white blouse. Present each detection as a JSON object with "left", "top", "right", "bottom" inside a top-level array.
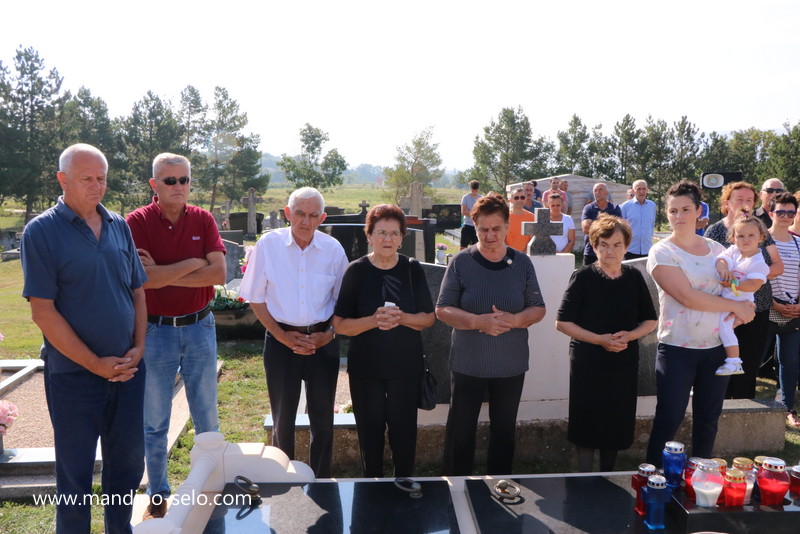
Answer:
[
  {"left": 645, "top": 181, "right": 755, "bottom": 466},
  {"left": 548, "top": 193, "right": 575, "bottom": 253}
]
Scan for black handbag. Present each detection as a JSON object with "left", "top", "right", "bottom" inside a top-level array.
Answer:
[
  {"left": 405, "top": 258, "right": 437, "bottom": 410},
  {"left": 418, "top": 354, "right": 438, "bottom": 411}
]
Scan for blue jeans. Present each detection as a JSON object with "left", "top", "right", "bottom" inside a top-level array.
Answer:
[
  {"left": 45, "top": 364, "right": 145, "bottom": 534},
  {"left": 776, "top": 331, "right": 800, "bottom": 412},
  {"left": 646, "top": 344, "right": 729, "bottom": 466},
  {"left": 143, "top": 312, "right": 219, "bottom": 497}
]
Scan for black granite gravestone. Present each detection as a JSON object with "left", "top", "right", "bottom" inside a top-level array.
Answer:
[{"left": 203, "top": 480, "right": 460, "bottom": 533}]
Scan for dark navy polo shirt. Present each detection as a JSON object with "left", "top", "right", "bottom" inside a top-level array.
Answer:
[
  {"left": 581, "top": 201, "right": 622, "bottom": 258},
  {"left": 21, "top": 197, "right": 147, "bottom": 373}
]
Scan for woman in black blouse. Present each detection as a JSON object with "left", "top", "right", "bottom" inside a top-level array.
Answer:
[
  {"left": 333, "top": 204, "right": 435, "bottom": 477},
  {"left": 556, "top": 215, "right": 657, "bottom": 472}
]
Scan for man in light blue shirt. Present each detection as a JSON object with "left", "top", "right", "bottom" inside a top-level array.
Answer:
[{"left": 620, "top": 179, "right": 656, "bottom": 259}]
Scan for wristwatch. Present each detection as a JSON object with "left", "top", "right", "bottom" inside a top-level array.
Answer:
[{"left": 328, "top": 324, "right": 336, "bottom": 339}]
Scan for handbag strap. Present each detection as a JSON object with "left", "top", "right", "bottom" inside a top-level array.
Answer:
[{"left": 774, "top": 235, "right": 800, "bottom": 304}]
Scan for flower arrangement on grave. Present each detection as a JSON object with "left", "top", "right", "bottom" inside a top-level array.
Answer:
[
  {"left": 239, "top": 245, "right": 254, "bottom": 274},
  {"left": 334, "top": 400, "right": 353, "bottom": 414},
  {"left": 210, "top": 285, "right": 249, "bottom": 311},
  {"left": 436, "top": 243, "right": 448, "bottom": 251},
  {"left": 0, "top": 400, "right": 19, "bottom": 435}
]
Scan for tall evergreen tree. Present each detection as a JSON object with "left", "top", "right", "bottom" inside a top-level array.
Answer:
[{"left": 278, "top": 123, "right": 348, "bottom": 191}]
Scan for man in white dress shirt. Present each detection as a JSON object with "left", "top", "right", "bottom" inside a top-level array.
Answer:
[{"left": 239, "top": 187, "right": 349, "bottom": 477}]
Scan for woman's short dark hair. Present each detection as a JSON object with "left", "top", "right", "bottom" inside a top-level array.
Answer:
[
  {"left": 365, "top": 204, "right": 407, "bottom": 236},
  {"left": 469, "top": 180, "right": 480, "bottom": 190},
  {"left": 770, "top": 191, "right": 799, "bottom": 212},
  {"left": 548, "top": 193, "right": 562, "bottom": 203},
  {"left": 666, "top": 180, "right": 703, "bottom": 209},
  {"left": 471, "top": 192, "right": 509, "bottom": 224},
  {"left": 588, "top": 214, "right": 632, "bottom": 249}
]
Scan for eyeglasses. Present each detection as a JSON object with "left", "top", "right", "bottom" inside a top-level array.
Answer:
[
  {"left": 772, "top": 210, "right": 797, "bottom": 218},
  {"left": 374, "top": 230, "right": 402, "bottom": 240},
  {"left": 160, "top": 176, "right": 190, "bottom": 186},
  {"left": 764, "top": 187, "right": 785, "bottom": 194},
  {"left": 512, "top": 196, "right": 526, "bottom": 200}
]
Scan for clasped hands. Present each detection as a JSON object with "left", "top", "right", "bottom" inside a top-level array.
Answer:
[
  {"left": 477, "top": 305, "right": 518, "bottom": 337},
  {"left": 95, "top": 346, "right": 144, "bottom": 382},
  {"left": 281, "top": 330, "right": 333, "bottom": 355},
  {"left": 374, "top": 304, "right": 403, "bottom": 331}
]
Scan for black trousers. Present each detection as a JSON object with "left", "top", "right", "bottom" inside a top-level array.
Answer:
[
  {"left": 263, "top": 332, "right": 339, "bottom": 477},
  {"left": 727, "top": 309, "right": 771, "bottom": 399},
  {"left": 349, "top": 374, "right": 419, "bottom": 477},
  {"left": 441, "top": 371, "right": 525, "bottom": 476}
]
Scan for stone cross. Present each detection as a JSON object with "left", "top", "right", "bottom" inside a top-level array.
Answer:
[
  {"left": 267, "top": 210, "right": 281, "bottom": 230},
  {"left": 399, "top": 181, "right": 433, "bottom": 217},
  {"left": 522, "top": 208, "right": 563, "bottom": 255},
  {"left": 222, "top": 200, "right": 232, "bottom": 230},
  {"left": 358, "top": 199, "right": 370, "bottom": 222},
  {"left": 240, "top": 188, "right": 263, "bottom": 235}
]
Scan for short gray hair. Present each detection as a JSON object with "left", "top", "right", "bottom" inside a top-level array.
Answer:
[
  {"left": 287, "top": 187, "right": 325, "bottom": 212},
  {"left": 632, "top": 179, "right": 648, "bottom": 189},
  {"left": 59, "top": 143, "right": 108, "bottom": 175},
  {"left": 153, "top": 153, "right": 191, "bottom": 178}
]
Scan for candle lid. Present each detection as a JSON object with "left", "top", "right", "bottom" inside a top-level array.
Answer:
[
  {"left": 726, "top": 468, "right": 745, "bottom": 483},
  {"left": 638, "top": 463, "right": 657, "bottom": 477},
  {"left": 732, "top": 457, "right": 753, "bottom": 470},
  {"left": 712, "top": 458, "right": 728, "bottom": 468},
  {"left": 763, "top": 457, "right": 786, "bottom": 472},
  {"left": 664, "top": 441, "right": 684, "bottom": 454},
  {"left": 791, "top": 465, "right": 800, "bottom": 477},
  {"left": 754, "top": 456, "right": 767, "bottom": 467},
  {"left": 686, "top": 457, "right": 703, "bottom": 469},
  {"left": 648, "top": 475, "right": 667, "bottom": 489},
  {"left": 696, "top": 459, "right": 720, "bottom": 473}
]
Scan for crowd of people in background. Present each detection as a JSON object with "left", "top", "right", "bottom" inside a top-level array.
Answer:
[{"left": 19, "top": 142, "right": 800, "bottom": 532}]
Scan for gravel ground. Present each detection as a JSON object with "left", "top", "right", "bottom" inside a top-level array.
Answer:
[
  {"left": 1, "top": 371, "right": 53, "bottom": 448},
  {"left": 0, "top": 367, "right": 352, "bottom": 449}
]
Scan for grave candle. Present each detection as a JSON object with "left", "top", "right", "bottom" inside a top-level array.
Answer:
[
  {"left": 683, "top": 457, "right": 702, "bottom": 502},
  {"left": 732, "top": 457, "right": 755, "bottom": 504},
  {"left": 723, "top": 468, "right": 747, "bottom": 507},
  {"left": 632, "top": 463, "right": 656, "bottom": 516},
  {"left": 758, "top": 457, "right": 790, "bottom": 506},
  {"left": 691, "top": 460, "right": 723, "bottom": 508},
  {"left": 642, "top": 475, "right": 670, "bottom": 530},
  {"left": 712, "top": 458, "right": 728, "bottom": 505},
  {"left": 789, "top": 465, "right": 800, "bottom": 497},
  {"left": 662, "top": 441, "right": 685, "bottom": 491}
]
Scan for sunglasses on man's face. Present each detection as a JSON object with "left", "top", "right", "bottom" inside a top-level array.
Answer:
[
  {"left": 772, "top": 209, "right": 797, "bottom": 218},
  {"left": 512, "top": 196, "right": 526, "bottom": 200},
  {"left": 160, "top": 176, "right": 190, "bottom": 186},
  {"left": 764, "top": 187, "right": 785, "bottom": 194}
]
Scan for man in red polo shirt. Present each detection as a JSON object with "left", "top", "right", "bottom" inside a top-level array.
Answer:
[{"left": 126, "top": 153, "right": 226, "bottom": 520}]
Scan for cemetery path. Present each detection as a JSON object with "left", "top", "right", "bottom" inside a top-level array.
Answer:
[
  {"left": 1, "top": 371, "right": 52, "bottom": 448},
  {"left": 0, "top": 368, "right": 352, "bottom": 450}
]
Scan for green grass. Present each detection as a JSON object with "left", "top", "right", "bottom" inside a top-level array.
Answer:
[{"left": 0, "top": 260, "right": 42, "bottom": 359}]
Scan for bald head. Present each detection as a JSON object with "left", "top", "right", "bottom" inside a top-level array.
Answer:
[{"left": 760, "top": 178, "right": 785, "bottom": 209}]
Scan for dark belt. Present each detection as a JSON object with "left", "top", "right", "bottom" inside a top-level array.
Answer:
[
  {"left": 277, "top": 318, "right": 331, "bottom": 334},
  {"left": 148, "top": 305, "right": 211, "bottom": 327}
]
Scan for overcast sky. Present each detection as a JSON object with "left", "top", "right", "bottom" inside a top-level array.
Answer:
[{"left": 2, "top": 0, "right": 798, "bottom": 171}]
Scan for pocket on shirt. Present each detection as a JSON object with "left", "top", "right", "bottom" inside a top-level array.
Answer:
[{"left": 312, "top": 274, "right": 337, "bottom": 310}]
